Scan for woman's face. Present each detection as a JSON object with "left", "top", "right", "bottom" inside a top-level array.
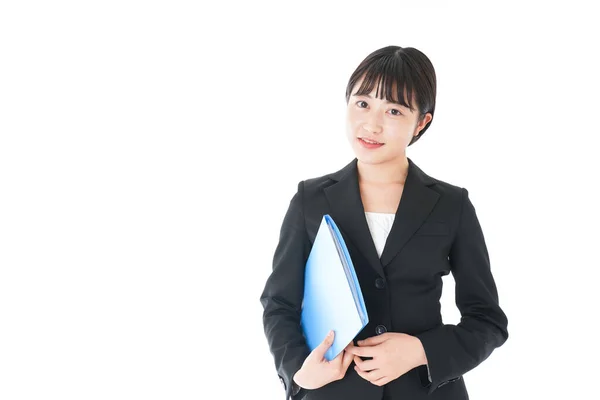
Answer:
[{"left": 345, "top": 77, "right": 432, "bottom": 166}]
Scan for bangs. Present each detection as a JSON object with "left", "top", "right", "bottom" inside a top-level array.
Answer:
[{"left": 349, "top": 58, "right": 417, "bottom": 112}]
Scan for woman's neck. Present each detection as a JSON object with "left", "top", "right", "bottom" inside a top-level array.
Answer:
[{"left": 357, "top": 157, "right": 409, "bottom": 185}]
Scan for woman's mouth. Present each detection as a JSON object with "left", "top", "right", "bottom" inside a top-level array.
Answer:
[{"left": 358, "top": 137, "right": 384, "bottom": 149}]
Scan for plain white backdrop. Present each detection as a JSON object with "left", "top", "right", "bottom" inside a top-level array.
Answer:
[{"left": 1, "top": 1, "right": 599, "bottom": 399}]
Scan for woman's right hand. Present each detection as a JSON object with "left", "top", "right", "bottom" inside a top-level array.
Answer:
[{"left": 292, "top": 331, "right": 355, "bottom": 390}]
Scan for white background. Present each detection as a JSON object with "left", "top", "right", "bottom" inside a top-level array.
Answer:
[{"left": 1, "top": 1, "right": 599, "bottom": 399}]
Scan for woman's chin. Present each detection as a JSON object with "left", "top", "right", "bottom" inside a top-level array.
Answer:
[{"left": 355, "top": 153, "right": 386, "bottom": 164}]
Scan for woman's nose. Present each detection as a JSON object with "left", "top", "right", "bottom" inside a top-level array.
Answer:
[{"left": 363, "top": 113, "right": 383, "bottom": 134}]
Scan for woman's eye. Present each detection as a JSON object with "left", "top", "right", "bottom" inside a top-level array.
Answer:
[
  {"left": 390, "top": 109, "right": 402, "bottom": 116},
  {"left": 356, "top": 101, "right": 368, "bottom": 108}
]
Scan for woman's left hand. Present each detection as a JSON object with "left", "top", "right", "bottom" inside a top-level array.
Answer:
[{"left": 345, "top": 332, "right": 428, "bottom": 386}]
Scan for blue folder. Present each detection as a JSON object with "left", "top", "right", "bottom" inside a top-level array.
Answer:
[{"left": 300, "top": 214, "right": 369, "bottom": 361}]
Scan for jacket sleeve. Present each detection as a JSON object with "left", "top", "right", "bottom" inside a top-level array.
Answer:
[
  {"left": 415, "top": 187, "right": 509, "bottom": 394},
  {"left": 260, "top": 181, "right": 311, "bottom": 400}
]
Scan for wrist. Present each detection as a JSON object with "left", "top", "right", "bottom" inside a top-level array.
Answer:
[{"left": 414, "top": 336, "right": 428, "bottom": 367}]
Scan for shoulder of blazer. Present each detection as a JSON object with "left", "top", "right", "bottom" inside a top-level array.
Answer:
[
  {"left": 298, "top": 168, "right": 341, "bottom": 198},
  {"left": 426, "top": 175, "right": 464, "bottom": 199}
]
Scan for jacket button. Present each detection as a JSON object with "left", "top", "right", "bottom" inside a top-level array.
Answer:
[
  {"left": 375, "top": 325, "right": 387, "bottom": 335},
  {"left": 375, "top": 278, "right": 385, "bottom": 289}
]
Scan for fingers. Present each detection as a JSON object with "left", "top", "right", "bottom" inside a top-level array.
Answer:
[
  {"left": 354, "top": 364, "right": 385, "bottom": 383},
  {"left": 330, "top": 342, "right": 351, "bottom": 366},
  {"left": 345, "top": 343, "right": 375, "bottom": 358},
  {"left": 328, "top": 348, "right": 354, "bottom": 381},
  {"left": 371, "top": 376, "right": 391, "bottom": 387},
  {"left": 352, "top": 349, "right": 386, "bottom": 386},
  {"left": 329, "top": 350, "right": 346, "bottom": 366},
  {"left": 331, "top": 347, "right": 345, "bottom": 363},
  {"left": 313, "top": 330, "right": 334, "bottom": 360},
  {"left": 353, "top": 355, "right": 377, "bottom": 372},
  {"left": 357, "top": 333, "right": 388, "bottom": 347},
  {"left": 341, "top": 347, "right": 354, "bottom": 371}
]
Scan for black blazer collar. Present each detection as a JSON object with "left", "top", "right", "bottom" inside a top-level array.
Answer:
[{"left": 323, "top": 157, "right": 440, "bottom": 278}]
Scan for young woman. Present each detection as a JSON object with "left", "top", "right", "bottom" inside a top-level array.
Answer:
[{"left": 260, "top": 45, "right": 509, "bottom": 400}]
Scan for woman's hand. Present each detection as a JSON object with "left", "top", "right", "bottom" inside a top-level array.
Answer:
[
  {"left": 346, "top": 332, "right": 428, "bottom": 386},
  {"left": 293, "top": 331, "right": 354, "bottom": 390}
]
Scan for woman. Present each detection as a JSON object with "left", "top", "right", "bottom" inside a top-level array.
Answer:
[{"left": 259, "top": 45, "right": 509, "bottom": 400}]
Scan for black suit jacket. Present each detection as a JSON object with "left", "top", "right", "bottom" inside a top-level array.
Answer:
[{"left": 260, "top": 157, "right": 509, "bottom": 400}]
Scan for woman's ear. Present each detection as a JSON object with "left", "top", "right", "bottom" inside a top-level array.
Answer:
[{"left": 414, "top": 113, "right": 433, "bottom": 136}]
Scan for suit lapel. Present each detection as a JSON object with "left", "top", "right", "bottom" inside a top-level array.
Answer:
[
  {"left": 379, "top": 158, "right": 440, "bottom": 267},
  {"left": 323, "top": 157, "right": 440, "bottom": 278},
  {"left": 324, "top": 158, "right": 384, "bottom": 277}
]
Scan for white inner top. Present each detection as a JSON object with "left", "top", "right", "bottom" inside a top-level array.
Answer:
[{"left": 364, "top": 212, "right": 395, "bottom": 258}]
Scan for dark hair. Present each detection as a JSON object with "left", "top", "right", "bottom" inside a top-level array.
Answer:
[{"left": 345, "top": 46, "right": 437, "bottom": 146}]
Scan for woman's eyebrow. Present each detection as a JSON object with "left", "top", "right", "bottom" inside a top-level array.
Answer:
[{"left": 355, "top": 93, "right": 405, "bottom": 107}]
